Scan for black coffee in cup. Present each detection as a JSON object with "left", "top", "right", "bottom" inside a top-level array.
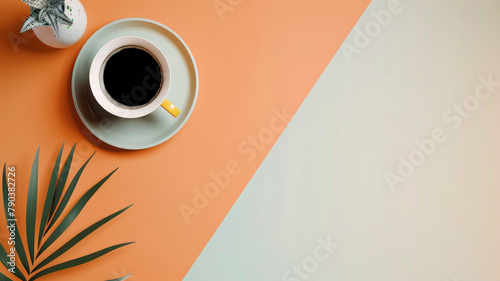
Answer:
[{"left": 102, "top": 47, "right": 162, "bottom": 107}]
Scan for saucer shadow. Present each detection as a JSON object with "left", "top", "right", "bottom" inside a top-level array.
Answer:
[
  {"left": 67, "top": 88, "right": 126, "bottom": 152},
  {"left": 66, "top": 62, "right": 126, "bottom": 152}
]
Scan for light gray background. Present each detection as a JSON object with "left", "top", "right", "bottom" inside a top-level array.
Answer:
[{"left": 184, "top": 0, "right": 500, "bottom": 280}]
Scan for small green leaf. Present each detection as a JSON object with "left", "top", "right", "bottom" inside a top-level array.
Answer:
[
  {"left": 46, "top": 144, "right": 75, "bottom": 231},
  {"left": 33, "top": 204, "right": 132, "bottom": 272},
  {"left": 0, "top": 272, "right": 12, "bottom": 281},
  {"left": 38, "top": 168, "right": 118, "bottom": 256},
  {"left": 26, "top": 146, "right": 40, "bottom": 264},
  {"left": 0, "top": 243, "right": 26, "bottom": 281},
  {"left": 30, "top": 242, "right": 135, "bottom": 281},
  {"left": 0, "top": 271, "right": 12, "bottom": 281},
  {"left": 12, "top": 227, "right": 30, "bottom": 275},
  {"left": 2, "top": 165, "right": 30, "bottom": 273},
  {"left": 37, "top": 143, "right": 64, "bottom": 247},
  {"left": 45, "top": 152, "right": 95, "bottom": 235},
  {"left": 105, "top": 274, "right": 132, "bottom": 281},
  {"left": 0, "top": 229, "right": 26, "bottom": 281}
]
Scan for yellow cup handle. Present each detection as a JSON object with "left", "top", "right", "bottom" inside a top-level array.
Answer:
[{"left": 161, "top": 99, "right": 181, "bottom": 118}]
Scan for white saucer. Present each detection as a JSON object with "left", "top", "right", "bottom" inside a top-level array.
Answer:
[{"left": 72, "top": 18, "right": 198, "bottom": 150}]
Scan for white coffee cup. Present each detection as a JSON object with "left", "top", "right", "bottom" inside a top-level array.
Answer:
[{"left": 89, "top": 36, "right": 180, "bottom": 118}]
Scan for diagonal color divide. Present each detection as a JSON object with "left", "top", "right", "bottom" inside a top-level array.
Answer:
[
  {"left": 0, "top": 0, "right": 371, "bottom": 280},
  {"left": 185, "top": 0, "right": 500, "bottom": 280}
]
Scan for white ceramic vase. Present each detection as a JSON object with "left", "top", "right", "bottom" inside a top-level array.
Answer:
[{"left": 33, "top": 0, "right": 87, "bottom": 48}]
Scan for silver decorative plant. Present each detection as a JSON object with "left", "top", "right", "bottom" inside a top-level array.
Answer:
[
  {"left": 18, "top": 0, "right": 87, "bottom": 48},
  {"left": 20, "top": 0, "right": 73, "bottom": 35}
]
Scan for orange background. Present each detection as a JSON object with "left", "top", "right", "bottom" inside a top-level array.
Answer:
[{"left": 0, "top": 0, "right": 369, "bottom": 280}]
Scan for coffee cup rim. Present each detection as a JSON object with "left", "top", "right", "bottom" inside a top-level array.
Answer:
[{"left": 89, "top": 35, "right": 171, "bottom": 118}]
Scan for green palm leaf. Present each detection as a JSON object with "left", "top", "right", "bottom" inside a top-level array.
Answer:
[
  {"left": 33, "top": 204, "right": 132, "bottom": 272},
  {"left": 37, "top": 143, "right": 64, "bottom": 247},
  {"left": 44, "top": 152, "right": 95, "bottom": 235},
  {"left": 105, "top": 274, "right": 132, "bottom": 281},
  {"left": 2, "top": 166, "right": 30, "bottom": 274},
  {"left": 38, "top": 168, "right": 118, "bottom": 256},
  {"left": 2, "top": 145, "right": 134, "bottom": 280},
  {"left": 0, "top": 271, "right": 12, "bottom": 281},
  {"left": 0, "top": 232, "right": 25, "bottom": 281},
  {"left": 30, "top": 242, "right": 135, "bottom": 281},
  {"left": 47, "top": 144, "right": 75, "bottom": 225},
  {"left": 0, "top": 243, "right": 25, "bottom": 281},
  {"left": 1, "top": 166, "right": 27, "bottom": 281},
  {"left": 10, "top": 226, "right": 29, "bottom": 275},
  {"left": 26, "top": 146, "right": 39, "bottom": 264}
]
